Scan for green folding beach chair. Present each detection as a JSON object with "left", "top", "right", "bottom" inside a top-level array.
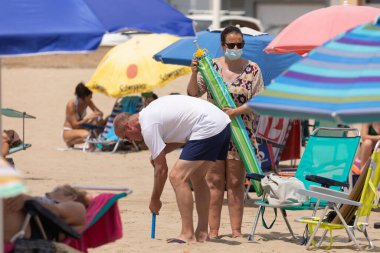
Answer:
[{"left": 247, "top": 127, "right": 360, "bottom": 242}]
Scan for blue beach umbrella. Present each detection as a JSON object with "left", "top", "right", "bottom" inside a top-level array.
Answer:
[
  {"left": 0, "top": 0, "right": 195, "bottom": 56},
  {"left": 0, "top": 0, "right": 195, "bottom": 156},
  {"left": 153, "top": 28, "right": 301, "bottom": 85},
  {"left": 248, "top": 17, "right": 380, "bottom": 124}
]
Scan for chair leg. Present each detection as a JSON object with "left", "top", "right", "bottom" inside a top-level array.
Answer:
[
  {"left": 332, "top": 205, "right": 361, "bottom": 250},
  {"left": 112, "top": 140, "right": 121, "bottom": 153},
  {"left": 10, "top": 214, "right": 32, "bottom": 242},
  {"left": 362, "top": 226, "right": 374, "bottom": 250},
  {"left": 248, "top": 205, "right": 263, "bottom": 241},
  {"left": 302, "top": 199, "right": 321, "bottom": 245},
  {"left": 244, "top": 181, "right": 251, "bottom": 203},
  {"left": 306, "top": 205, "right": 330, "bottom": 249},
  {"left": 280, "top": 209, "right": 296, "bottom": 239},
  {"left": 316, "top": 229, "right": 328, "bottom": 248}
]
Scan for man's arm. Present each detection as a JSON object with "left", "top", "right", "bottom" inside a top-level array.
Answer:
[
  {"left": 164, "top": 143, "right": 184, "bottom": 154},
  {"left": 149, "top": 150, "right": 168, "bottom": 214}
]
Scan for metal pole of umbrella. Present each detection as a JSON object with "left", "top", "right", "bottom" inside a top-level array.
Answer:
[
  {"left": 0, "top": 56, "right": 3, "bottom": 253},
  {"left": 0, "top": 57, "right": 2, "bottom": 158},
  {"left": 212, "top": 0, "right": 221, "bottom": 29}
]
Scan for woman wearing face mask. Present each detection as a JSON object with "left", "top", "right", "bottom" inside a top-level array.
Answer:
[{"left": 187, "top": 26, "right": 264, "bottom": 239}]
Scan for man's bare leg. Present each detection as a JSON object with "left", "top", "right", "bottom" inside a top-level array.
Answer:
[
  {"left": 206, "top": 160, "right": 226, "bottom": 238},
  {"left": 190, "top": 161, "right": 214, "bottom": 242},
  {"left": 169, "top": 160, "right": 211, "bottom": 243}
]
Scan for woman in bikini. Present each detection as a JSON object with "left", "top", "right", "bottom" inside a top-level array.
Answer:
[
  {"left": 357, "top": 123, "right": 380, "bottom": 167},
  {"left": 63, "top": 82, "right": 106, "bottom": 148}
]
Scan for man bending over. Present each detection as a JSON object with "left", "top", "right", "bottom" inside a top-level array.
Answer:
[{"left": 113, "top": 95, "right": 231, "bottom": 243}]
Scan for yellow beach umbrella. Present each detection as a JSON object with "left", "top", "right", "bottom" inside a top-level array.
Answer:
[{"left": 86, "top": 34, "right": 191, "bottom": 98}]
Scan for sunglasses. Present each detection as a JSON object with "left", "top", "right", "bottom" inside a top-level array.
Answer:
[{"left": 224, "top": 42, "right": 245, "bottom": 49}]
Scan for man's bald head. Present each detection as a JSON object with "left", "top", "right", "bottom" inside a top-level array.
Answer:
[{"left": 113, "top": 113, "right": 142, "bottom": 141}]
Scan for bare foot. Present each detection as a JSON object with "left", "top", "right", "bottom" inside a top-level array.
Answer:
[
  {"left": 231, "top": 229, "right": 242, "bottom": 238},
  {"left": 195, "top": 230, "right": 209, "bottom": 242},
  {"left": 208, "top": 229, "right": 219, "bottom": 239}
]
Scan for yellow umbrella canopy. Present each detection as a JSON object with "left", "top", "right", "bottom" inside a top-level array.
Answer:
[{"left": 86, "top": 34, "right": 191, "bottom": 98}]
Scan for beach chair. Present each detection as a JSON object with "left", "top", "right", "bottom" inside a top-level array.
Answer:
[
  {"left": 247, "top": 127, "right": 360, "bottom": 242},
  {"left": 5, "top": 187, "right": 132, "bottom": 253},
  {"left": 5, "top": 200, "right": 81, "bottom": 253},
  {"left": 1, "top": 108, "right": 35, "bottom": 155},
  {"left": 65, "top": 186, "right": 133, "bottom": 252},
  {"left": 82, "top": 96, "right": 142, "bottom": 153},
  {"left": 295, "top": 141, "right": 380, "bottom": 250}
]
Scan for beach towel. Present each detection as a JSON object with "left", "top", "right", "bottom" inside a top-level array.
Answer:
[{"left": 66, "top": 193, "right": 123, "bottom": 252}]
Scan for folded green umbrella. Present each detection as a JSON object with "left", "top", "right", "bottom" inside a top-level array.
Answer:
[{"left": 194, "top": 42, "right": 263, "bottom": 196}]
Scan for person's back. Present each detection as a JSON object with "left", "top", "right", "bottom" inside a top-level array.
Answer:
[{"left": 139, "top": 95, "right": 230, "bottom": 158}]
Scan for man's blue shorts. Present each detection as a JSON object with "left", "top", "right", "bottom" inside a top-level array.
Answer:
[{"left": 179, "top": 124, "right": 231, "bottom": 161}]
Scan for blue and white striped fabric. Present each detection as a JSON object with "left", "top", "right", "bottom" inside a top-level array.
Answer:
[{"left": 248, "top": 17, "right": 380, "bottom": 124}]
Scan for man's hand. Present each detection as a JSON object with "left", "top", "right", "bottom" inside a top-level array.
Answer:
[{"left": 149, "top": 198, "right": 162, "bottom": 215}]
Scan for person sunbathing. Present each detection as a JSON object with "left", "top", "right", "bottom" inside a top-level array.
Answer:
[
  {"left": 2, "top": 129, "right": 22, "bottom": 157},
  {"left": 4, "top": 184, "right": 88, "bottom": 243}
]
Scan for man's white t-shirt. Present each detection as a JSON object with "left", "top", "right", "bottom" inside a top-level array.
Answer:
[{"left": 139, "top": 95, "right": 231, "bottom": 159}]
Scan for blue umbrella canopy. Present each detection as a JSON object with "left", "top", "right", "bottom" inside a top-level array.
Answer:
[
  {"left": 248, "top": 17, "right": 380, "bottom": 124},
  {"left": 0, "top": 0, "right": 195, "bottom": 56},
  {"left": 153, "top": 29, "right": 301, "bottom": 85}
]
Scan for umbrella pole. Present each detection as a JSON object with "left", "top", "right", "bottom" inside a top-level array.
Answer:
[
  {"left": 0, "top": 57, "right": 2, "bottom": 159},
  {"left": 0, "top": 199, "right": 3, "bottom": 252},
  {"left": 0, "top": 58, "right": 3, "bottom": 252}
]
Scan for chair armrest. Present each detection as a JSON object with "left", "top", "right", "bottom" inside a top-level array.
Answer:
[
  {"left": 305, "top": 175, "right": 349, "bottom": 188},
  {"left": 297, "top": 189, "right": 361, "bottom": 207},
  {"left": 309, "top": 186, "right": 350, "bottom": 199},
  {"left": 246, "top": 173, "right": 265, "bottom": 181},
  {"left": 81, "top": 123, "right": 104, "bottom": 131}
]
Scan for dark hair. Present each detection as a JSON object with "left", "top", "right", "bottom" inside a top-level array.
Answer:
[
  {"left": 3, "top": 130, "right": 22, "bottom": 148},
  {"left": 220, "top": 26, "right": 244, "bottom": 44},
  {"left": 151, "top": 93, "right": 158, "bottom": 100},
  {"left": 75, "top": 82, "right": 92, "bottom": 99}
]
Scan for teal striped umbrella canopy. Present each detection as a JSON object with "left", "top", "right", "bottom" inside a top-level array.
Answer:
[{"left": 248, "top": 17, "right": 380, "bottom": 124}]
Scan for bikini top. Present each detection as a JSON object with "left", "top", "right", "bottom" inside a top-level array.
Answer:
[{"left": 74, "top": 96, "right": 87, "bottom": 120}]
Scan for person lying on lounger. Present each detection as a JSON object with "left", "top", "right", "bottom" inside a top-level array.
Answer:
[
  {"left": 2, "top": 129, "right": 22, "bottom": 157},
  {"left": 4, "top": 184, "right": 88, "bottom": 243}
]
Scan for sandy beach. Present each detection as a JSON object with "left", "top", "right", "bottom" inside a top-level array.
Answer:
[{"left": 2, "top": 48, "right": 380, "bottom": 253}]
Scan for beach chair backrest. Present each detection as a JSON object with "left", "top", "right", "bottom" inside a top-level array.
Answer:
[
  {"left": 357, "top": 149, "right": 380, "bottom": 219},
  {"left": 295, "top": 128, "right": 360, "bottom": 202},
  {"left": 101, "top": 96, "right": 142, "bottom": 141}
]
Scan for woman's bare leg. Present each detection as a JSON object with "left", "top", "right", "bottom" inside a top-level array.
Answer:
[
  {"left": 62, "top": 129, "right": 89, "bottom": 147},
  {"left": 226, "top": 159, "right": 245, "bottom": 238}
]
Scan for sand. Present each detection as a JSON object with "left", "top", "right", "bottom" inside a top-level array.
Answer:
[{"left": 2, "top": 49, "right": 380, "bottom": 252}]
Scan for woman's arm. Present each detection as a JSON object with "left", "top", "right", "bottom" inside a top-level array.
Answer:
[
  {"left": 87, "top": 99, "right": 103, "bottom": 115},
  {"left": 187, "top": 59, "right": 200, "bottom": 97},
  {"left": 66, "top": 102, "right": 100, "bottom": 129},
  {"left": 361, "top": 124, "right": 380, "bottom": 141},
  {"left": 222, "top": 104, "right": 251, "bottom": 119}
]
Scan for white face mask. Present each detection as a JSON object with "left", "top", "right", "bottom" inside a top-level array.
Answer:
[{"left": 225, "top": 48, "right": 243, "bottom": 60}]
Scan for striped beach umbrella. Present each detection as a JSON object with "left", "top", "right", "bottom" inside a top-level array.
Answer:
[
  {"left": 248, "top": 17, "right": 380, "bottom": 124},
  {"left": 0, "top": 162, "right": 27, "bottom": 251},
  {"left": 0, "top": 167, "right": 27, "bottom": 198}
]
